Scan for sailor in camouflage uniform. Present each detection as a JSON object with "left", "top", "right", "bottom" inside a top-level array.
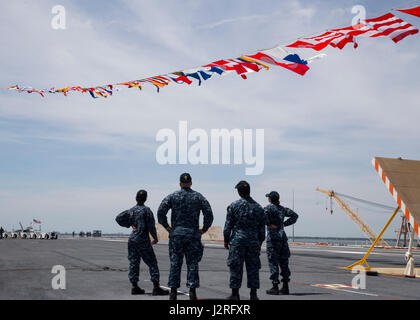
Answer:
[
  {"left": 115, "top": 190, "right": 168, "bottom": 296},
  {"left": 264, "top": 191, "right": 298, "bottom": 295},
  {"left": 157, "top": 173, "right": 214, "bottom": 301},
  {"left": 224, "top": 181, "right": 266, "bottom": 301}
]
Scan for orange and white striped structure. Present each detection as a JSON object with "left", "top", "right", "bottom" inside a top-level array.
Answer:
[{"left": 372, "top": 157, "right": 419, "bottom": 236}]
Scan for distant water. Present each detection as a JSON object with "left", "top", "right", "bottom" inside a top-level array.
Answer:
[
  {"left": 61, "top": 233, "right": 406, "bottom": 247},
  {"left": 290, "top": 236, "right": 398, "bottom": 247}
]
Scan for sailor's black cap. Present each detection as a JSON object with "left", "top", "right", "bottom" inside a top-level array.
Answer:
[
  {"left": 136, "top": 190, "right": 148, "bottom": 202},
  {"left": 180, "top": 173, "right": 192, "bottom": 183},
  {"left": 235, "top": 181, "right": 250, "bottom": 193},
  {"left": 266, "top": 191, "right": 280, "bottom": 202}
]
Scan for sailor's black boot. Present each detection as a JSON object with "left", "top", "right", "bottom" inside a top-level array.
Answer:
[
  {"left": 280, "top": 281, "right": 290, "bottom": 295},
  {"left": 131, "top": 283, "right": 145, "bottom": 295},
  {"left": 266, "top": 284, "right": 280, "bottom": 295},
  {"left": 250, "top": 288, "right": 259, "bottom": 300},
  {"left": 189, "top": 288, "right": 198, "bottom": 300},
  {"left": 227, "top": 288, "right": 240, "bottom": 300},
  {"left": 152, "top": 283, "right": 169, "bottom": 296},
  {"left": 169, "top": 288, "right": 177, "bottom": 301}
]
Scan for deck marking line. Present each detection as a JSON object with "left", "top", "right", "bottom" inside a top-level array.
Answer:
[{"left": 312, "top": 284, "right": 378, "bottom": 296}]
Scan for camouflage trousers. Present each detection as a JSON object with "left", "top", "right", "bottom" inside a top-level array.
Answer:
[
  {"left": 227, "top": 244, "right": 261, "bottom": 289},
  {"left": 128, "top": 240, "right": 160, "bottom": 284},
  {"left": 168, "top": 234, "right": 204, "bottom": 289},
  {"left": 267, "top": 239, "right": 291, "bottom": 285}
]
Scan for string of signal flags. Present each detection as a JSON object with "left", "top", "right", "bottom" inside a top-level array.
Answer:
[{"left": 2, "top": 5, "right": 420, "bottom": 99}]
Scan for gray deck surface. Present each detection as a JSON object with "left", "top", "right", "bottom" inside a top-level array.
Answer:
[{"left": 1, "top": 238, "right": 419, "bottom": 300}]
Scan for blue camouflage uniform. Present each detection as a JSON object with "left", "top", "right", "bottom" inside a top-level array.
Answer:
[
  {"left": 157, "top": 188, "right": 214, "bottom": 289},
  {"left": 264, "top": 204, "right": 298, "bottom": 284},
  {"left": 224, "top": 197, "right": 266, "bottom": 289},
  {"left": 116, "top": 204, "right": 160, "bottom": 285}
]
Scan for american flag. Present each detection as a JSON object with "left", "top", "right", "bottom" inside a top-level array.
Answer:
[
  {"left": 33, "top": 219, "right": 41, "bottom": 224},
  {"left": 287, "top": 12, "right": 418, "bottom": 51}
]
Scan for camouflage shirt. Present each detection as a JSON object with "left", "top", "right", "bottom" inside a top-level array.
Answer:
[
  {"left": 157, "top": 188, "right": 214, "bottom": 236},
  {"left": 115, "top": 204, "right": 157, "bottom": 242},
  {"left": 264, "top": 204, "right": 298, "bottom": 241},
  {"left": 224, "top": 197, "right": 266, "bottom": 246}
]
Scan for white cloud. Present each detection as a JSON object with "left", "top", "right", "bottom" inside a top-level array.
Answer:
[{"left": 198, "top": 13, "right": 283, "bottom": 30}]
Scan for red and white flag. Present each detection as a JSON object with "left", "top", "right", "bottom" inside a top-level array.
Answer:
[
  {"left": 286, "top": 25, "right": 371, "bottom": 51},
  {"left": 363, "top": 13, "right": 419, "bottom": 43},
  {"left": 397, "top": 6, "right": 420, "bottom": 19},
  {"left": 287, "top": 12, "right": 418, "bottom": 51},
  {"left": 33, "top": 219, "right": 41, "bottom": 224},
  {"left": 286, "top": 31, "right": 344, "bottom": 51}
]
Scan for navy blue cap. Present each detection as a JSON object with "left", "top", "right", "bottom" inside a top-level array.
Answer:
[
  {"left": 180, "top": 173, "right": 192, "bottom": 183},
  {"left": 266, "top": 191, "right": 280, "bottom": 202},
  {"left": 136, "top": 190, "right": 148, "bottom": 202},
  {"left": 235, "top": 181, "right": 250, "bottom": 193}
]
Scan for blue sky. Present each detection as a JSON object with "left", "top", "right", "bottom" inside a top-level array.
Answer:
[{"left": 1, "top": 0, "right": 420, "bottom": 237}]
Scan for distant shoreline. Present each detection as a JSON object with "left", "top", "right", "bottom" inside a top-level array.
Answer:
[{"left": 58, "top": 233, "right": 397, "bottom": 241}]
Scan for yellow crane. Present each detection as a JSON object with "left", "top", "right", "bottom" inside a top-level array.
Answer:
[{"left": 316, "top": 188, "right": 390, "bottom": 247}]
